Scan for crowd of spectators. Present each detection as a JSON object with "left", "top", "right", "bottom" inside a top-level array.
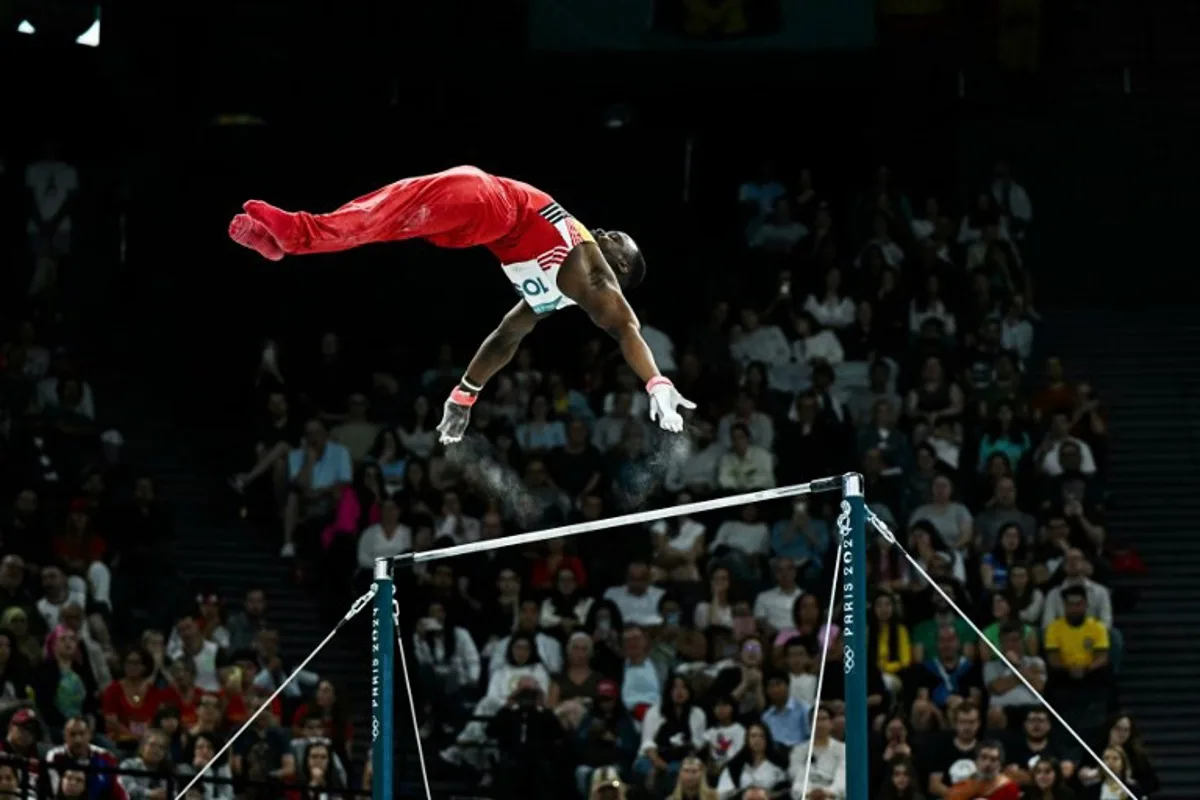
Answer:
[
  {"left": 0, "top": 145, "right": 372, "bottom": 798},
  {"left": 226, "top": 158, "right": 1160, "bottom": 800}
]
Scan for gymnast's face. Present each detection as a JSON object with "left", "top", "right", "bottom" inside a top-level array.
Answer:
[{"left": 593, "top": 229, "right": 640, "bottom": 274}]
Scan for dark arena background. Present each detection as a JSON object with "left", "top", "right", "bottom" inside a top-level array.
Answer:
[{"left": 1, "top": 0, "right": 1198, "bottom": 798}]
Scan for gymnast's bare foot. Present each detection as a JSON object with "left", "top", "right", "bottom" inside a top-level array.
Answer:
[{"left": 229, "top": 214, "right": 284, "bottom": 261}]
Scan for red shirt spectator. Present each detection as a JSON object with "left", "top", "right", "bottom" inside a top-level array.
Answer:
[
  {"left": 101, "top": 648, "right": 162, "bottom": 747},
  {"left": 528, "top": 539, "right": 587, "bottom": 591},
  {"left": 51, "top": 500, "right": 106, "bottom": 576}
]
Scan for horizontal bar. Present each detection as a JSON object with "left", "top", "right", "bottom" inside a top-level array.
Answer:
[{"left": 395, "top": 475, "right": 845, "bottom": 565}]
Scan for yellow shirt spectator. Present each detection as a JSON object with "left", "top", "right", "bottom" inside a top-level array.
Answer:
[
  {"left": 1044, "top": 616, "right": 1109, "bottom": 669},
  {"left": 876, "top": 625, "right": 913, "bottom": 674}
]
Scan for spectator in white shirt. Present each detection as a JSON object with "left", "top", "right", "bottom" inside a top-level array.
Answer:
[
  {"left": 911, "top": 196, "right": 942, "bottom": 243},
  {"left": 650, "top": 500, "right": 708, "bottom": 583},
  {"left": 749, "top": 199, "right": 809, "bottom": 253},
  {"left": 718, "top": 425, "right": 776, "bottom": 492},
  {"left": 664, "top": 419, "right": 723, "bottom": 495},
  {"left": 25, "top": 142, "right": 80, "bottom": 260},
  {"left": 731, "top": 307, "right": 792, "bottom": 368},
  {"left": 991, "top": 160, "right": 1032, "bottom": 238},
  {"left": 357, "top": 497, "right": 412, "bottom": 574},
  {"left": 909, "top": 274, "right": 958, "bottom": 337},
  {"left": 435, "top": 490, "right": 481, "bottom": 545},
  {"left": 966, "top": 224, "right": 1022, "bottom": 272},
  {"left": 856, "top": 213, "right": 905, "bottom": 268},
  {"left": 703, "top": 698, "right": 747, "bottom": 773},
  {"left": 640, "top": 312, "right": 678, "bottom": 374},
  {"left": 711, "top": 504, "right": 771, "bottom": 582},
  {"left": 803, "top": 267, "right": 856, "bottom": 330},
  {"left": 718, "top": 391, "right": 775, "bottom": 451},
  {"left": 489, "top": 598, "right": 564, "bottom": 674},
  {"left": 413, "top": 601, "right": 482, "bottom": 703},
  {"left": 1036, "top": 414, "right": 1098, "bottom": 477},
  {"left": 716, "top": 723, "right": 789, "bottom": 799},
  {"left": 1041, "top": 548, "right": 1113, "bottom": 629},
  {"left": 694, "top": 566, "right": 736, "bottom": 631},
  {"left": 754, "top": 558, "right": 804, "bottom": 636},
  {"left": 909, "top": 474, "right": 974, "bottom": 552},
  {"left": 603, "top": 561, "right": 666, "bottom": 627},
  {"left": 789, "top": 705, "right": 847, "bottom": 800},
  {"left": 1000, "top": 295, "right": 1034, "bottom": 363},
  {"left": 958, "top": 192, "right": 1011, "bottom": 245},
  {"left": 791, "top": 313, "right": 844, "bottom": 368},
  {"left": 593, "top": 391, "right": 648, "bottom": 454}
]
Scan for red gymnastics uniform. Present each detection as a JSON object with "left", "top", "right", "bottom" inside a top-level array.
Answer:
[{"left": 231, "top": 165, "right": 595, "bottom": 314}]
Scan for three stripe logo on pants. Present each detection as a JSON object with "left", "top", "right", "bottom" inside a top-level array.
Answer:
[{"left": 537, "top": 202, "right": 569, "bottom": 225}]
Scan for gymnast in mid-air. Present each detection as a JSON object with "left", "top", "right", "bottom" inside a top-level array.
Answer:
[{"left": 230, "top": 164, "right": 693, "bottom": 443}]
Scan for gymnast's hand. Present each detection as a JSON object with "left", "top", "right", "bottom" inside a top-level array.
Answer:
[
  {"left": 437, "top": 387, "right": 476, "bottom": 445},
  {"left": 646, "top": 376, "right": 695, "bottom": 434}
]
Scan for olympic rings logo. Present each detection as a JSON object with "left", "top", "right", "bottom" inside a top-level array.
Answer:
[{"left": 838, "top": 499, "right": 854, "bottom": 675}]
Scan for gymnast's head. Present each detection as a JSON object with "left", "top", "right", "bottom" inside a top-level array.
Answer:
[{"left": 593, "top": 229, "right": 646, "bottom": 290}]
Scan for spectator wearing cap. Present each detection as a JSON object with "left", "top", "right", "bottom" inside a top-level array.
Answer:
[
  {"left": 0, "top": 708, "right": 45, "bottom": 769},
  {"left": 33, "top": 627, "right": 100, "bottom": 733},
  {"left": 44, "top": 716, "right": 126, "bottom": 798},
  {"left": 574, "top": 679, "right": 639, "bottom": 796}
]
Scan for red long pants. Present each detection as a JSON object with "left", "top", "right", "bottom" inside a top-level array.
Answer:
[{"left": 235, "top": 165, "right": 554, "bottom": 259}]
